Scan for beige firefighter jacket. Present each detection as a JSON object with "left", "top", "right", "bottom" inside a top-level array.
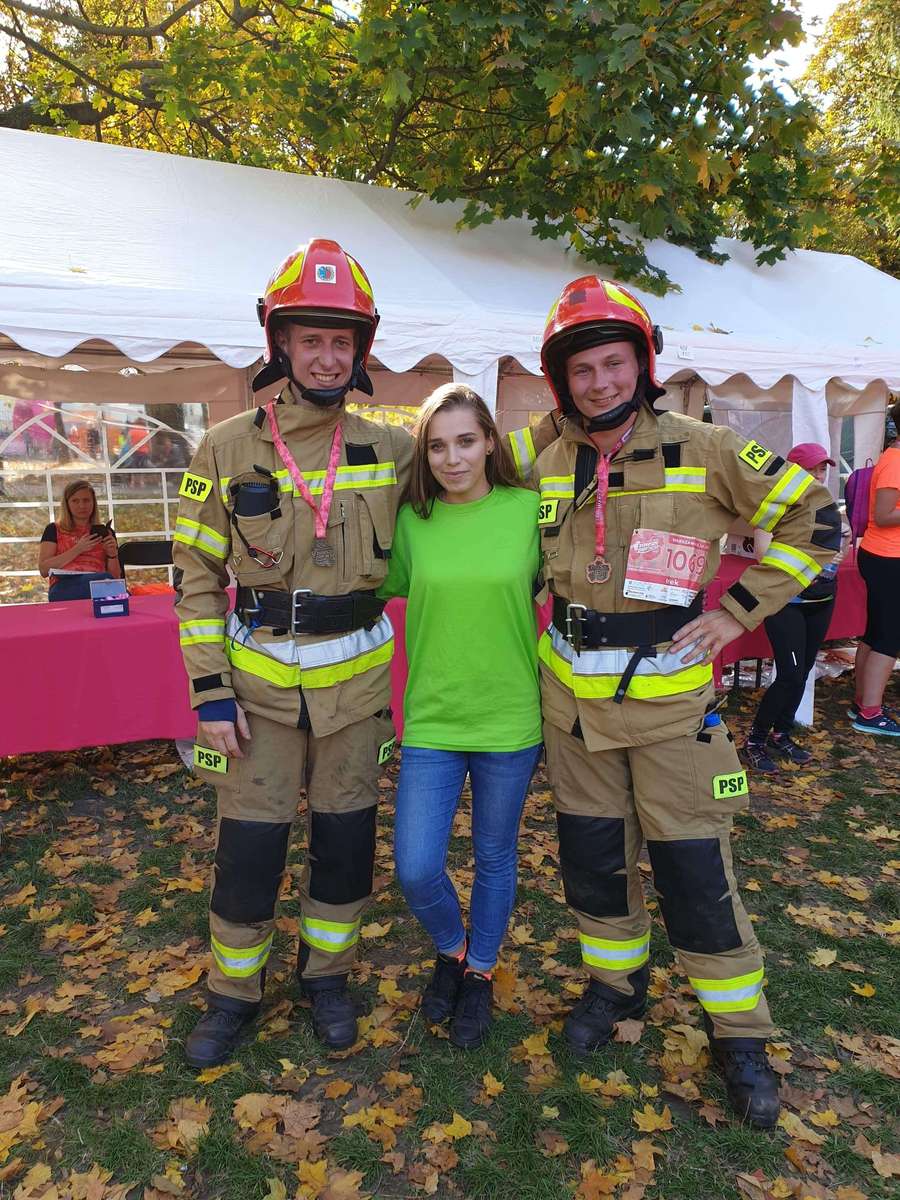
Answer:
[
  {"left": 506, "top": 411, "right": 563, "bottom": 480},
  {"left": 173, "top": 389, "right": 413, "bottom": 737},
  {"left": 535, "top": 406, "right": 840, "bottom": 751}
]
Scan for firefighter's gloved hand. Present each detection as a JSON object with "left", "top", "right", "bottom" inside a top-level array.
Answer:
[
  {"left": 197, "top": 699, "right": 251, "bottom": 759},
  {"left": 671, "top": 607, "right": 745, "bottom": 665}
]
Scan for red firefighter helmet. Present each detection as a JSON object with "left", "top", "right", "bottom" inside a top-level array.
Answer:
[
  {"left": 540, "top": 276, "right": 664, "bottom": 411},
  {"left": 253, "top": 238, "right": 379, "bottom": 395}
]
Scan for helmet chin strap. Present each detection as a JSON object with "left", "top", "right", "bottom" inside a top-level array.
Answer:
[
  {"left": 260, "top": 353, "right": 375, "bottom": 407},
  {"left": 585, "top": 396, "right": 640, "bottom": 433}
]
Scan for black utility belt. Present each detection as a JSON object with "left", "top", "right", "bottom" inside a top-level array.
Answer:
[
  {"left": 236, "top": 587, "right": 385, "bottom": 636},
  {"left": 552, "top": 592, "right": 702, "bottom": 651}
]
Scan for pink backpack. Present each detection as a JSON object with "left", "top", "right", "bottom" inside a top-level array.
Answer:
[{"left": 844, "top": 460, "right": 874, "bottom": 544}]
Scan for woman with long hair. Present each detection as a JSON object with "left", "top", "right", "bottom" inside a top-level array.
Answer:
[
  {"left": 379, "top": 383, "right": 542, "bottom": 1049},
  {"left": 38, "top": 479, "right": 120, "bottom": 600}
]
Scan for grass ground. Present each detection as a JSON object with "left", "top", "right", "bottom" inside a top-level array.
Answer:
[{"left": 0, "top": 672, "right": 897, "bottom": 1200}]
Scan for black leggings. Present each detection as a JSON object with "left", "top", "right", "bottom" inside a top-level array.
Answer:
[{"left": 751, "top": 598, "right": 835, "bottom": 736}]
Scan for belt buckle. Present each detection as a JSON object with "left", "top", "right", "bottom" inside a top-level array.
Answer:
[
  {"left": 565, "top": 602, "right": 587, "bottom": 655},
  {"left": 291, "top": 588, "right": 312, "bottom": 634}
]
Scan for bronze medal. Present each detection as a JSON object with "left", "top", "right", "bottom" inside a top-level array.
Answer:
[
  {"left": 311, "top": 536, "right": 336, "bottom": 567},
  {"left": 586, "top": 557, "right": 611, "bottom": 585}
]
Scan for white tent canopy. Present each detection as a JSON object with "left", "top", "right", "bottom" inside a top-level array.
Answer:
[{"left": 1, "top": 127, "right": 898, "bottom": 456}]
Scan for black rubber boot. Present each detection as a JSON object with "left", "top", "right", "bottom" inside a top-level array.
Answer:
[
  {"left": 449, "top": 970, "right": 493, "bottom": 1049},
  {"left": 422, "top": 951, "right": 467, "bottom": 1023},
  {"left": 564, "top": 967, "right": 648, "bottom": 1055},
  {"left": 703, "top": 1014, "right": 781, "bottom": 1129},
  {"left": 184, "top": 1004, "right": 257, "bottom": 1068},
  {"left": 300, "top": 974, "right": 359, "bottom": 1050}
]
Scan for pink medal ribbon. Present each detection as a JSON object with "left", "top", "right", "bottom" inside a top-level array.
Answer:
[
  {"left": 586, "top": 427, "right": 632, "bottom": 585},
  {"left": 266, "top": 401, "right": 343, "bottom": 566}
]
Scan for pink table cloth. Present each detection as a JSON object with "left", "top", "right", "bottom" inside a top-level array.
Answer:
[
  {"left": 704, "top": 550, "right": 866, "bottom": 683},
  {"left": 1, "top": 595, "right": 411, "bottom": 759}
]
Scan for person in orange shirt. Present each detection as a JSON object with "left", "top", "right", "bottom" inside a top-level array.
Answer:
[{"left": 852, "top": 403, "right": 900, "bottom": 736}]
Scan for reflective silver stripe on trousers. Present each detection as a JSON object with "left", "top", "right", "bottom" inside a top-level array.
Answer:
[
  {"left": 546, "top": 624, "right": 695, "bottom": 678},
  {"left": 225, "top": 611, "right": 393, "bottom": 668}
]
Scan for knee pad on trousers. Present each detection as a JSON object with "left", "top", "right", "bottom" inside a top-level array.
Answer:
[
  {"left": 309, "top": 807, "right": 376, "bottom": 905},
  {"left": 211, "top": 819, "right": 291, "bottom": 924},
  {"left": 557, "top": 812, "right": 629, "bottom": 918},
  {"left": 647, "top": 839, "right": 741, "bottom": 953}
]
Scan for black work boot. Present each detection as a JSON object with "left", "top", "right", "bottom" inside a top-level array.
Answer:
[
  {"left": 449, "top": 970, "right": 493, "bottom": 1049},
  {"left": 422, "top": 950, "right": 467, "bottom": 1023},
  {"left": 564, "top": 968, "right": 648, "bottom": 1055},
  {"left": 184, "top": 1004, "right": 257, "bottom": 1068},
  {"left": 703, "top": 1014, "right": 781, "bottom": 1129},
  {"left": 300, "top": 974, "right": 359, "bottom": 1050}
]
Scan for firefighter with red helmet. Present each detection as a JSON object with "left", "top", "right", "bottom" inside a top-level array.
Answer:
[
  {"left": 534, "top": 277, "right": 841, "bottom": 1127},
  {"left": 174, "top": 239, "right": 413, "bottom": 1065}
]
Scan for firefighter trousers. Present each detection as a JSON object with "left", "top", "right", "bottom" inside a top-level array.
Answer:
[
  {"left": 544, "top": 715, "right": 774, "bottom": 1041},
  {"left": 194, "top": 706, "right": 396, "bottom": 1013}
]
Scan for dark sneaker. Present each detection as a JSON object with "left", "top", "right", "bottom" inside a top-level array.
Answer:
[
  {"left": 563, "top": 978, "right": 646, "bottom": 1055},
  {"left": 852, "top": 711, "right": 900, "bottom": 737},
  {"left": 708, "top": 1037, "right": 781, "bottom": 1129},
  {"left": 184, "top": 1006, "right": 257, "bottom": 1068},
  {"left": 768, "top": 734, "right": 811, "bottom": 765},
  {"left": 422, "top": 952, "right": 466, "bottom": 1023},
  {"left": 847, "top": 703, "right": 860, "bottom": 721},
  {"left": 743, "top": 742, "right": 779, "bottom": 773},
  {"left": 449, "top": 971, "right": 493, "bottom": 1050},
  {"left": 300, "top": 977, "right": 359, "bottom": 1050}
]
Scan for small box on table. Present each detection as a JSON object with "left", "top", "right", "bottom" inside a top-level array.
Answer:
[{"left": 90, "top": 579, "right": 130, "bottom": 618}]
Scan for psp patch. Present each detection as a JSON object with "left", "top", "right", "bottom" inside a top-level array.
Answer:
[
  {"left": 538, "top": 498, "right": 560, "bottom": 526},
  {"left": 178, "top": 472, "right": 213, "bottom": 503},
  {"left": 377, "top": 736, "right": 396, "bottom": 766},
  {"left": 193, "top": 745, "right": 228, "bottom": 774},
  {"left": 712, "top": 770, "right": 748, "bottom": 799},
  {"left": 737, "top": 441, "right": 773, "bottom": 472}
]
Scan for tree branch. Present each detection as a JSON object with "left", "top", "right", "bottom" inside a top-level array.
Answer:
[{"left": 1, "top": 0, "right": 206, "bottom": 39}]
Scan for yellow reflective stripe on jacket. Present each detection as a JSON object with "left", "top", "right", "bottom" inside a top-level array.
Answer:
[
  {"left": 609, "top": 467, "right": 707, "bottom": 496},
  {"left": 760, "top": 541, "right": 821, "bottom": 586},
  {"left": 173, "top": 517, "right": 229, "bottom": 560},
  {"left": 299, "top": 915, "right": 360, "bottom": 954},
  {"left": 508, "top": 426, "right": 538, "bottom": 480},
  {"left": 689, "top": 967, "right": 764, "bottom": 1013},
  {"left": 539, "top": 627, "right": 713, "bottom": 699},
  {"left": 580, "top": 932, "right": 650, "bottom": 971},
  {"left": 211, "top": 933, "right": 273, "bottom": 978},
  {"left": 749, "top": 463, "right": 814, "bottom": 531},
  {"left": 224, "top": 612, "right": 394, "bottom": 690},
  {"left": 539, "top": 475, "right": 576, "bottom": 500},
  {"left": 219, "top": 462, "right": 397, "bottom": 504},
  {"left": 179, "top": 618, "right": 226, "bottom": 646}
]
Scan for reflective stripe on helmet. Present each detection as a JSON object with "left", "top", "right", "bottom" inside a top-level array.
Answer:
[
  {"left": 347, "top": 256, "right": 374, "bottom": 300},
  {"left": 539, "top": 626, "right": 713, "bottom": 699},
  {"left": 299, "top": 915, "right": 360, "bottom": 954},
  {"left": 224, "top": 612, "right": 394, "bottom": 689},
  {"left": 179, "top": 618, "right": 226, "bottom": 646},
  {"left": 267, "top": 251, "right": 306, "bottom": 296},
  {"left": 689, "top": 967, "right": 765, "bottom": 1013},
  {"left": 603, "top": 281, "right": 650, "bottom": 321},
  {"left": 749, "top": 463, "right": 814, "bottom": 531},
  {"left": 174, "top": 517, "right": 229, "bottom": 560},
  {"left": 211, "top": 932, "right": 273, "bottom": 978},
  {"left": 760, "top": 541, "right": 821, "bottom": 586},
  {"left": 580, "top": 931, "right": 650, "bottom": 972}
]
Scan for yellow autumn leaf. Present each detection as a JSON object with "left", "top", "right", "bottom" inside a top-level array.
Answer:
[
  {"left": 778, "top": 1111, "right": 825, "bottom": 1145},
  {"left": 378, "top": 978, "right": 403, "bottom": 1004},
  {"left": 324, "top": 1079, "right": 352, "bottom": 1100},
  {"left": 809, "top": 1108, "right": 840, "bottom": 1128},
  {"left": 297, "top": 1157, "right": 329, "bottom": 1199},
  {"left": 631, "top": 1138, "right": 661, "bottom": 1171},
  {"left": 263, "top": 1179, "right": 287, "bottom": 1200},
  {"left": 481, "top": 1072, "right": 504, "bottom": 1097},
  {"left": 195, "top": 1063, "right": 239, "bottom": 1084},
  {"left": 808, "top": 948, "right": 837, "bottom": 967},
  {"left": 4, "top": 882, "right": 37, "bottom": 906},
  {"left": 135, "top": 907, "right": 159, "bottom": 928},
  {"left": 851, "top": 981, "right": 875, "bottom": 997},
  {"left": 548, "top": 89, "right": 568, "bottom": 118},
  {"left": 632, "top": 1103, "right": 673, "bottom": 1133},
  {"left": 442, "top": 1112, "right": 473, "bottom": 1140},
  {"left": 637, "top": 184, "right": 664, "bottom": 203},
  {"left": 360, "top": 921, "right": 392, "bottom": 939},
  {"left": 520, "top": 1028, "right": 551, "bottom": 1057},
  {"left": 541, "top": 1105, "right": 560, "bottom": 1119}
]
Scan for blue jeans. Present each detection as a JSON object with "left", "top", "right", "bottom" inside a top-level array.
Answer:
[
  {"left": 394, "top": 744, "right": 541, "bottom": 973},
  {"left": 49, "top": 572, "right": 113, "bottom": 602}
]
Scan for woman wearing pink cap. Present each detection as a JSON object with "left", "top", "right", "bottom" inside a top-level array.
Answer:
[{"left": 745, "top": 443, "right": 843, "bottom": 771}]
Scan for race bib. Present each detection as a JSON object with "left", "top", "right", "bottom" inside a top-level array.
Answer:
[
  {"left": 193, "top": 745, "right": 228, "bottom": 774},
  {"left": 179, "top": 472, "right": 213, "bottom": 502},
  {"left": 623, "top": 528, "right": 709, "bottom": 607}
]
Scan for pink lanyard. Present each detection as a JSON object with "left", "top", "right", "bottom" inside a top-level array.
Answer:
[
  {"left": 266, "top": 402, "right": 343, "bottom": 564},
  {"left": 586, "top": 427, "right": 632, "bottom": 585}
]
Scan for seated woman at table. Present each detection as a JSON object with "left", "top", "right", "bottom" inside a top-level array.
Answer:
[
  {"left": 38, "top": 479, "right": 120, "bottom": 602},
  {"left": 744, "top": 444, "right": 845, "bottom": 772}
]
